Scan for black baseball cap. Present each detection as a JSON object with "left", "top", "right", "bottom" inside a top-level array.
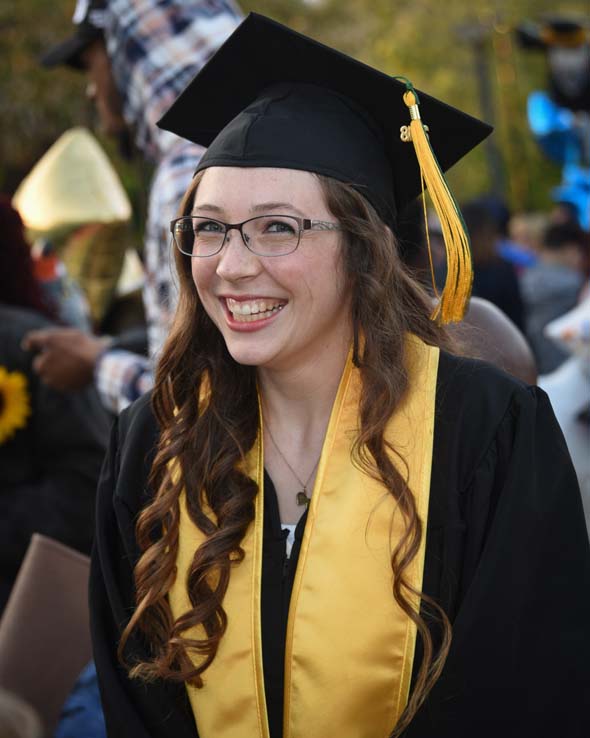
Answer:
[
  {"left": 516, "top": 16, "right": 590, "bottom": 50},
  {"left": 157, "top": 13, "right": 492, "bottom": 224},
  {"left": 40, "top": 0, "right": 107, "bottom": 70}
]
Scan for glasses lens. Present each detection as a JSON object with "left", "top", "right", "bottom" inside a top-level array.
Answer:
[
  {"left": 173, "top": 218, "right": 225, "bottom": 256},
  {"left": 244, "top": 216, "right": 300, "bottom": 256}
]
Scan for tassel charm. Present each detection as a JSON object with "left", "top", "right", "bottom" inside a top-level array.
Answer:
[
  {"left": 396, "top": 80, "right": 473, "bottom": 324},
  {"left": 400, "top": 124, "right": 429, "bottom": 142}
]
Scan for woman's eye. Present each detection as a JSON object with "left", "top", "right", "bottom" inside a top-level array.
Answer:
[
  {"left": 195, "top": 220, "right": 224, "bottom": 234},
  {"left": 265, "top": 220, "right": 296, "bottom": 234}
]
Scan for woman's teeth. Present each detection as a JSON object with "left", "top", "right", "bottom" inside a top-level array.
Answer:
[{"left": 226, "top": 298, "right": 285, "bottom": 322}]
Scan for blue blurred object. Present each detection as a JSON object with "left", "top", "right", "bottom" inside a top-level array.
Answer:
[
  {"left": 54, "top": 661, "right": 106, "bottom": 738},
  {"left": 497, "top": 238, "right": 538, "bottom": 269},
  {"left": 528, "top": 91, "right": 579, "bottom": 164},
  {"left": 527, "top": 90, "right": 590, "bottom": 230},
  {"left": 552, "top": 163, "right": 590, "bottom": 231}
]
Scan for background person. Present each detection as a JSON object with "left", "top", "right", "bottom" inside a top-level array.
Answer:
[
  {"left": 539, "top": 298, "right": 590, "bottom": 532},
  {"left": 0, "top": 197, "right": 110, "bottom": 612},
  {"left": 396, "top": 200, "right": 537, "bottom": 384},
  {"left": 474, "top": 193, "right": 538, "bottom": 271},
  {"left": 460, "top": 199, "right": 525, "bottom": 329},
  {"left": 521, "top": 220, "right": 588, "bottom": 373},
  {"left": 25, "top": 0, "right": 243, "bottom": 413}
]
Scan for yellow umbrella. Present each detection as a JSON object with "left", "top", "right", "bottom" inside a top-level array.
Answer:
[{"left": 13, "top": 127, "right": 131, "bottom": 237}]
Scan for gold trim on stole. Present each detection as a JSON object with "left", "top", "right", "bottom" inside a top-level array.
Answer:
[{"left": 168, "top": 336, "right": 439, "bottom": 738}]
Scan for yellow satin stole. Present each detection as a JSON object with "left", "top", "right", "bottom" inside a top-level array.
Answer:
[{"left": 168, "top": 335, "right": 439, "bottom": 738}]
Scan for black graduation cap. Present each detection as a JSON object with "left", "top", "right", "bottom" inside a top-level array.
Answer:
[
  {"left": 158, "top": 13, "right": 491, "bottom": 222},
  {"left": 40, "top": 0, "right": 106, "bottom": 70}
]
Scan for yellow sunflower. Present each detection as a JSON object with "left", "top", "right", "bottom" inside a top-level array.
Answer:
[{"left": 0, "top": 367, "right": 32, "bottom": 444}]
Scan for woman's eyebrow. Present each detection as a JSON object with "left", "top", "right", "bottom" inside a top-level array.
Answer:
[
  {"left": 192, "top": 203, "right": 224, "bottom": 213},
  {"left": 250, "top": 202, "right": 305, "bottom": 215},
  {"left": 192, "top": 202, "right": 306, "bottom": 216}
]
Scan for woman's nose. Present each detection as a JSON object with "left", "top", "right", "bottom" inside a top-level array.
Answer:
[{"left": 215, "top": 230, "right": 260, "bottom": 281}]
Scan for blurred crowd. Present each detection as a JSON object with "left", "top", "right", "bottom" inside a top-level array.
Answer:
[
  {"left": 0, "top": 1, "right": 588, "bottom": 737},
  {"left": 426, "top": 196, "right": 590, "bottom": 530}
]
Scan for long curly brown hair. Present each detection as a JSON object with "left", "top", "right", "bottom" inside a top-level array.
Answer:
[{"left": 119, "top": 171, "right": 455, "bottom": 735}]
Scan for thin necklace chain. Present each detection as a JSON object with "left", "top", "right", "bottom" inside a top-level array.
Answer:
[{"left": 265, "top": 422, "right": 321, "bottom": 505}]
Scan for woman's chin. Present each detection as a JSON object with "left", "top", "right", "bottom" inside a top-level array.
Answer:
[
  {"left": 229, "top": 351, "right": 261, "bottom": 367},
  {"left": 225, "top": 341, "right": 279, "bottom": 369}
]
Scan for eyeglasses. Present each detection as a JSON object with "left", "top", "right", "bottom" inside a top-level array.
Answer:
[{"left": 170, "top": 215, "right": 342, "bottom": 258}]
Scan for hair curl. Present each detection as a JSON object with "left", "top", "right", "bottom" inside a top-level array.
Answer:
[{"left": 119, "top": 172, "right": 454, "bottom": 736}]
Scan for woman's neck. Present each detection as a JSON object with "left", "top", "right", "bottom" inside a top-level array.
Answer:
[
  {"left": 257, "top": 333, "right": 352, "bottom": 524},
  {"left": 257, "top": 331, "right": 351, "bottom": 438}
]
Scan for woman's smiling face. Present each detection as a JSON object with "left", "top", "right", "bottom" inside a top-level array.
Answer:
[{"left": 190, "top": 167, "right": 353, "bottom": 372}]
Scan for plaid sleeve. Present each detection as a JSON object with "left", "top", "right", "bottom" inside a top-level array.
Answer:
[{"left": 95, "top": 349, "right": 154, "bottom": 414}]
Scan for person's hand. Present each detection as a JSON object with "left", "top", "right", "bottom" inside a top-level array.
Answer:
[{"left": 22, "top": 328, "right": 111, "bottom": 391}]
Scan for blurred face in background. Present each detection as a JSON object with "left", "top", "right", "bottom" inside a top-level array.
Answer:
[
  {"left": 509, "top": 212, "right": 548, "bottom": 254},
  {"left": 81, "top": 38, "right": 126, "bottom": 136},
  {"left": 548, "top": 44, "right": 590, "bottom": 100},
  {"left": 559, "top": 242, "right": 586, "bottom": 272}
]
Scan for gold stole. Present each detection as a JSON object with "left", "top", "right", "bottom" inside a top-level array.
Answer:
[{"left": 168, "top": 336, "right": 439, "bottom": 738}]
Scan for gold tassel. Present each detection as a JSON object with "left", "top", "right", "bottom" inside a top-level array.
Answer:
[{"left": 398, "top": 85, "right": 473, "bottom": 324}]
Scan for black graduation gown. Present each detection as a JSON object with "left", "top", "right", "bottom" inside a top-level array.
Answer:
[{"left": 89, "top": 351, "right": 590, "bottom": 738}]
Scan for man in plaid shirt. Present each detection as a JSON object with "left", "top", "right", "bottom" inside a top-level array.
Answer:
[{"left": 25, "top": 0, "right": 242, "bottom": 413}]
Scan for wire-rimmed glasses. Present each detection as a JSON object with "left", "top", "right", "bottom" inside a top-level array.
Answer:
[{"left": 170, "top": 214, "right": 342, "bottom": 258}]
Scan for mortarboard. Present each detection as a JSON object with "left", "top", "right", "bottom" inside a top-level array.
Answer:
[{"left": 158, "top": 13, "right": 493, "bottom": 323}]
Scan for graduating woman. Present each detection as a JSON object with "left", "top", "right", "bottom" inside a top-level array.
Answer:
[{"left": 90, "top": 14, "right": 590, "bottom": 738}]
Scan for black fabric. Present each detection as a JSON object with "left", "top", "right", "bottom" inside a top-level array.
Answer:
[
  {"left": 260, "top": 470, "right": 307, "bottom": 738},
  {"left": 0, "top": 305, "right": 110, "bottom": 612},
  {"left": 40, "top": 0, "right": 105, "bottom": 70},
  {"left": 472, "top": 258, "right": 525, "bottom": 331},
  {"left": 157, "top": 13, "right": 492, "bottom": 221},
  {"left": 40, "top": 24, "right": 102, "bottom": 70},
  {"left": 109, "top": 326, "right": 150, "bottom": 357},
  {"left": 90, "top": 352, "right": 590, "bottom": 738},
  {"left": 194, "top": 82, "right": 398, "bottom": 224}
]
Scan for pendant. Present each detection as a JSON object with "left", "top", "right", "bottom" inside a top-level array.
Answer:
[{"left": 296, "top": 490, "right": 310, "bottom": 506}]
